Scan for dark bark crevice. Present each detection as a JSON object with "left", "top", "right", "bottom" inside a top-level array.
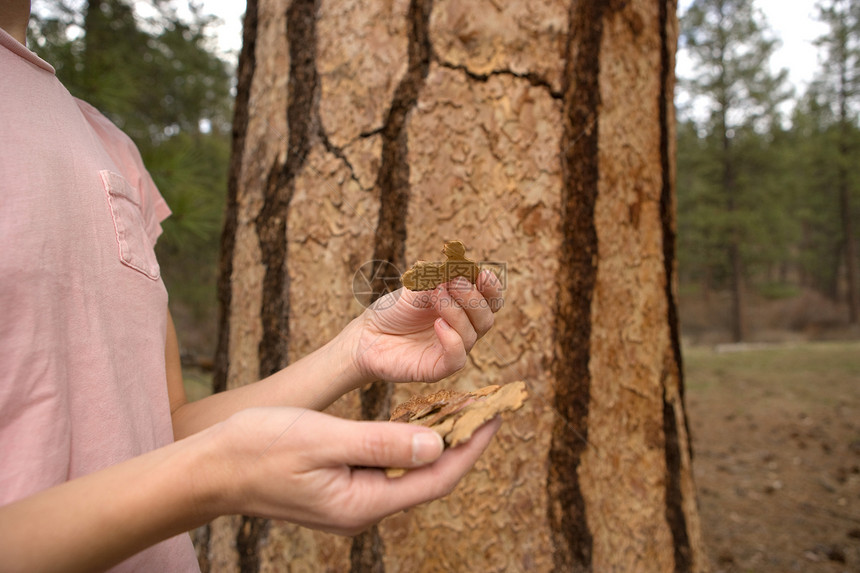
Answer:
[
  {"left": 659, "top": 1, "right": 693, "bottom": 571},
  {"left": 191, "top": 524, "right": 212, "bottom": 573},
  {"left": 235, "top": 1, "right": 321, "bottom": 570},
  {"left": 349, "top": 525, "right": 387, "bottom": 573},
  {"left": 662, "top": 399, "right": 692, "bottom": 572},
  {"left": 435, "top": 59, "right": 563, "bottom": 99},
  {"left": 546, "top": 1, "right": 605, "bottom": 571},
  {"left": 369, "top": 0, "right": 433, "bottom": 273},
  {"left": 236, "top": 515, "right": 270, "bottom": 573},
  {"left": 210, "top": 0, "right": 260, "bottom": 567},
  {"left": 318, "top": 127, "right": 369, "bottom": 190},
  {"left": 350, "top": 1, "right": 434, "bottom": 571},
  {"left": 254, "top": 0, "right": 318, "bottom": 379},
  {"left": 213, "top": 0, "right": 259, "bottom": 395}
]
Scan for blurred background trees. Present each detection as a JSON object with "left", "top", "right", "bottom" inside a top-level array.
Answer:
[
  {"left": 812, "top": 0, "right": 860, "bottom": 323},
  {"left": 678, "top": 0, "right": 860, "bottom": 341},
  {"left": 680, "top": 0, "right": 793, "bottom": 342}
]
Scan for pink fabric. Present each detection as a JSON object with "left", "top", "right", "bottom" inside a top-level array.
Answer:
[{"left": 0, "top": 28, "right": 199, "bottom": 571}]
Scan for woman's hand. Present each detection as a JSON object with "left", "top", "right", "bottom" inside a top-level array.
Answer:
[
  {"left": 343, "top": 270, "right": 504, "bottom": 385},
  {"left": 0, "top": 407, "right": 499, "bottom": 573},
  {"left": 212, "top": 407, "right": 501, "bottom": 535}
]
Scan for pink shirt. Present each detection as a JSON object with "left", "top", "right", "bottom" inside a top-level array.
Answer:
[{"left": 0, "top": 28, "right": 199, "bottom": 571}]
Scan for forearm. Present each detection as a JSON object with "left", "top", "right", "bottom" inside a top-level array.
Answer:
[
  {"left": 0, "top": 428, "right": 223, "bottom": 573},
  {"left": 170, "top": 272, "right": 502, "bottom": 440},
  {"left": 0, "top": 403, "right": 497, "bottom": 572},
  {"left": 172, "top": 317, "right": 368, "bottom": 439}
]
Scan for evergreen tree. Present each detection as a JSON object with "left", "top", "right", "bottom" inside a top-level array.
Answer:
[
  {"left": 789, "top": 87, "right": 847, "bottom": 298},
  {"left": 679, "top": 0, "right": 792, "bottom": 341},
  {"left": 812, "top": 0, "right": 860, "bottom": 322},
  {"left": 677, "top": 119, "right": 724, "bottom": 295}
]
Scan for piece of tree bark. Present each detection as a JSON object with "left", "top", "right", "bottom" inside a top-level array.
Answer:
[
  {"left": 201, "top": 0, "right": 706, "bottom": 571},
  {"left": 385, "top": 382, "right": 528, "bottom": 477},
  {"left": 400, "top": 240, "right": 479, "bottom": 291}
]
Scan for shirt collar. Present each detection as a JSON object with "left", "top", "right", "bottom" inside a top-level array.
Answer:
[{"left": 0, "top": 26, "right": 56, "bottom": 74}]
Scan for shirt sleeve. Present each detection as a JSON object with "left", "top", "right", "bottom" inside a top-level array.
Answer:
[{"left": 73, "top": 98, "right": 172, "bottom": 244}]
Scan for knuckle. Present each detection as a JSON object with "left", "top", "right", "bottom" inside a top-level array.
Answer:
[
  {"left": 480, "top": 310, "right": 495, "bottom": 334},
  {"left": 492, "top": 296, "right": 504, "bottom": 312},
  {"left": 361, "top": 430, "right": 397, "bottom": 466},
  {"left": 449, "top": 350, "right": 468, "bottom": 372},
  {"left": 465, "top": 331, "right": 478, "bottom": 351},
  {"left": 463, "top": 324, "right": 479, "bottom": 348}
]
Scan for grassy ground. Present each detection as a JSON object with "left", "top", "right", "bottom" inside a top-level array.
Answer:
[{"left": 685, "top": 341, "right": 860, "bottom": 572}]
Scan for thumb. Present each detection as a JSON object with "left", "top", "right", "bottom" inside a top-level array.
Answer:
[{"left": 328, "top": 421, "right": 445, "bottom": 469}]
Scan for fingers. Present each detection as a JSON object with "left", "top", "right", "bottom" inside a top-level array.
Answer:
[
  {"left": 446, "top": 275, "right": 496, "bottom": 337},
  {"left": 397, "top": 269, "right": 503, "bottom": 318},
  {"left": 434, "top": 275, "right": 498, "bottom": 353},
  {"left": 338, "top": 417, "right": 502, "bottom": 533},
  {"left": 321, "top": 418, "right": 445, "bottom": 470},
  {"left": 400, "top": 416, "right": 501, "bottom": 496},
  {"left": 399, "top": 286, "right": 437, "bottom": 310},
  {"left": 230, "top": 408, "right": 501, "bottom": 537},
  {"left": 476, "top": 269, "right": 505, "bottom": 313}
]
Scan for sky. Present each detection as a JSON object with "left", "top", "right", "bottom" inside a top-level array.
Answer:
[
  {"left": 677, "top": 0, "right": 828, "bottom": 93},
  {"left": 198, "top": 0, "right": 829, "bottom": 93},
  {"left": 197, "top": 0, "right": 244, "bottom": 58}
]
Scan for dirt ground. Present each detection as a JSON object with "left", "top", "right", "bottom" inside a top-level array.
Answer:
[{"left": 685, "top": 341, "right": 860, "bottom": 572}]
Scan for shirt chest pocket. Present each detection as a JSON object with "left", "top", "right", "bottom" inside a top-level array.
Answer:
[{"left": 99, "top": 170, "right": 161, "bottom": 280}]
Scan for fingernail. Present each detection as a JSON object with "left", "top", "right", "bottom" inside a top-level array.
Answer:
[
  {"left": 437, "top": 317, "right": 452, "bottom": 330},
  {"left": 412, "top": 431, "right": 444, "bottom": 464},
  {"left": 481, "top": 269, "right": 499, "bottom": 284}
]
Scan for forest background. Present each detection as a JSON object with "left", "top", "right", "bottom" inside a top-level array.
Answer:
[{"left": 27, "top": 0, "right": 860, "bottom": 356}]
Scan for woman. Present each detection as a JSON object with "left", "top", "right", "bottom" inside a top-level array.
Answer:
[{"left": 0, "top": 3, "right": 504, "bottom": 570}]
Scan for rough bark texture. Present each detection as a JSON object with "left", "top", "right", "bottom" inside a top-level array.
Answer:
[{"left": 202, "top": 0, "right": 705, "bottom": 571}]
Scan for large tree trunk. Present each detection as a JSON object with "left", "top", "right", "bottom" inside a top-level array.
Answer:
[{"left": 198, "top": 0, "right": 706, "bottom": 571}]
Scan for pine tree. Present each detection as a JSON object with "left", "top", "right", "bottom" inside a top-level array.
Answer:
[
  {"left": 812, "top": 0, "right": 860, "bottom": 322},
  {"left": 679, "top": 0, "right": 792, "bottom": 341},
  {"left": 789, "top": 87, "right": 846, "bottom": 298}
]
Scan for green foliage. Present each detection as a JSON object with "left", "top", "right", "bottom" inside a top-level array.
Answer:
[
  {"left": 812, "top": 0, "right": 860, "bottom": 121},
  {"left": 30, "top": 0, "right": 234, "bottom": 142},
  {"left": 786, "top": 89, "right": 847, "bottom": 296},
  {"left": 809, "top": 0, "right": 860, "bottom": 312},
  {"left": 678, "top": 0, "right": 795, "bottom": 300},
  {"left": 677, "top": 0, "right": 860, "bottom": 318},
  {"left": 677, "top": 119, "right": 727, "bottom": 285},
  {"left": 680, "top": 0, "right": 792, "bottom": 133},
  {"left": 28, "top": 0, "right": 234, "bottom": 352},
  {"left": 678, "top": 90, "right": 860, "bottom": 299},
  {"left": 756, "top": 282, "right": 801, "bottom": 300}
]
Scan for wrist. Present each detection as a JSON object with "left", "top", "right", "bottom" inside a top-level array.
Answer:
[
  {"left": 329, "top": 314, "right": 374, "bottom": 391},
  {"left": 184, "top": 422, "right": 238, "bottom": 520}
]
